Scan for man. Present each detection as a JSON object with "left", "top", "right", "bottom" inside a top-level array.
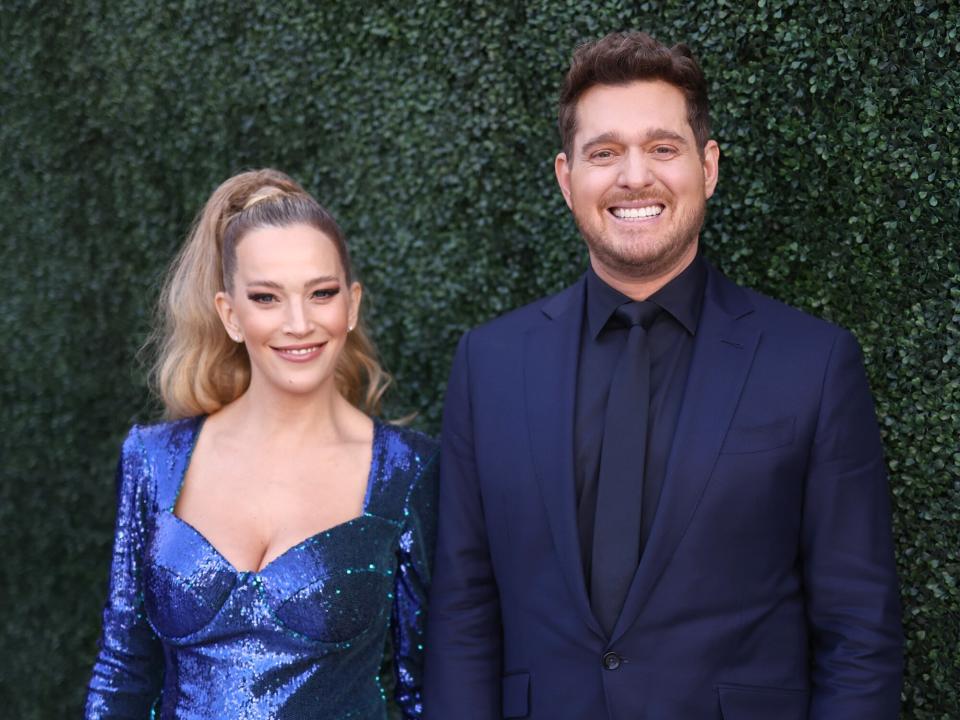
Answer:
[{"left": 424, "top": 32, "right": 902, "bottom": 719}]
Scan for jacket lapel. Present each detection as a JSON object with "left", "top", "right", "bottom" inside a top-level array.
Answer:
[
  {"left": 611, "top": 265, "right": 760, "bottom": 643},
  {"left": 524, "top": 277, "right": 604, "bottom": 639}
]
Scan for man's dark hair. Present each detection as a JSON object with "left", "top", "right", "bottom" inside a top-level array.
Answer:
[{"left": 558, "top": 31, "right": 711, "bottom": 158}]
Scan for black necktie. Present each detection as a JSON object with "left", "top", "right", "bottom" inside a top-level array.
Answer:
[{"left": 590, "top": 300, "right": 661, "bottom": 636}]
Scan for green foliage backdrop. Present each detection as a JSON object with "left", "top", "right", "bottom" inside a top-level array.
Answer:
[{"left": 1, "top": 1, "right": 957, "bottom": 717}]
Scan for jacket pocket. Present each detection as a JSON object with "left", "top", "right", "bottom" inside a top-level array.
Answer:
[
  {"left": 717, "top": 683, "right": 809, "bottom": 720},
  {"left": 502, "top": 672, "right": 530, "bottom": 718},
  {"left": 719, "top": 416, "right": 795, "bottom": 454}
]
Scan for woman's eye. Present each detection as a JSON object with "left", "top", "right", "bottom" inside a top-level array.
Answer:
[
  {"left": 312, "top": 287, "right": 340, "bottom": 300},
  {"left": 248, "top": 293, "right": 276, "bottom": 304}
]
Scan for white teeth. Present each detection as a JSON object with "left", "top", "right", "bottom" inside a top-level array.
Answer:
[
  {"left": 612, "top": 205, "right": 663, "bottom": 219},
  {"left": 283, "top": 347, "right": 315, "bottom": 355}
]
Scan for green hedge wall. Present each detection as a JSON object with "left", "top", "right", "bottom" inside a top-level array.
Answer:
[{"left": 2, "top": 1, "right": 957, "bottom": 717}]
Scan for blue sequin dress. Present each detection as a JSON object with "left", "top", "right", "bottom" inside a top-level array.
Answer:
[{"left": 85, "top": 416, "right": 438, "bottom": 719}]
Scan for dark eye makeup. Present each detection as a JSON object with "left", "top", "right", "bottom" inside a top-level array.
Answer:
[
  {"left": 248, "top": 292, "right": 276, "bottom": 304},
  {"left": 312, "top": 287, "right": 341, "bottom": 299},
  {"left": 246, "top": 287, "right": 341, "bottom": 304}
]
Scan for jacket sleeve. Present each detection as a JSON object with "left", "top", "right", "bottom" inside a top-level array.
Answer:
[
  {"left": 802, "top": 330, "right": 903, "bottom": 718},
  {"left": 390, "top": 444, "right": 440, "bottom": 719},
  {"left": 85, "top": 426, "right": 163, "bottom": 718},
  {"left": 424, "top": 331, "right": 503, "bottom": 720}
]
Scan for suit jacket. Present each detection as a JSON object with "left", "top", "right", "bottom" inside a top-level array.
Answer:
[{"left": 423, "top": 262, "right": 902, "bottom": 720}]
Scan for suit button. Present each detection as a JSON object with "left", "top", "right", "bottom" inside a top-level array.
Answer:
[{"left": 602, "top": 651, "right": 621, "bottom": 670}]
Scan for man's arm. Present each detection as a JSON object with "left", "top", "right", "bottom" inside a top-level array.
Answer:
[
  {"left": 802, "top": 329, "right": 903, "bottom": 718},
  {"left": 424, "top": 331, "right": 503, "bottom": 720}
]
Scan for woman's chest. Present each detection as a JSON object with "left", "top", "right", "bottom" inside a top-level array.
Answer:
[{"left": 142, "top": 511, "right": 402, "bottom": 649}]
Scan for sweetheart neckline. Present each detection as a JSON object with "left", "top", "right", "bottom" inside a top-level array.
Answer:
[
  {"left": 167, "top": 416, "right": 383, "bottom": 575},
  {"left": 166, "top": 510, "right": 382, "bottom": 577}
]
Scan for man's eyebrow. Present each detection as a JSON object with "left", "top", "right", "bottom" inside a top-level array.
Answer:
[
  {"left": 244, "top": 275, "right": 339, "bottom": 290},
  {"left": 580, "top": 131, "right": 624, "bottom": 152},
  {"left": 580, "top": 128, "right": 689, "bottom": 153},
  {"left": 644, "top": 128, "right": 689, "bottom": 144}
]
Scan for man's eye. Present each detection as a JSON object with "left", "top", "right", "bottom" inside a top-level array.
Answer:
[
  {"left": 248, "top": 293, "right": 276, "bottom": 304},
  {"left": 591, "top": 150, "right": 615, "bottom": 160},
  {"left": 653, "top": 146, "right": 677, "bottom": 156}
]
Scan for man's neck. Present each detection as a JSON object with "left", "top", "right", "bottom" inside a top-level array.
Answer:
[{"left": 590, "top": 241, "right": 699, "bottom": 301}]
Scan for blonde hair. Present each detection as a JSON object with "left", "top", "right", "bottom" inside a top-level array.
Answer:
[{"left": 147, "top": 168, "right": 391, "bottom": 419}]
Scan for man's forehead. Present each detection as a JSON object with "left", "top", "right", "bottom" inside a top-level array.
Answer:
[
  {"left": 576, "top": 80, "right": 687, "bottom": 116},
  {"left": 572, "top": 84, "right": 694, "bottom": 149}
]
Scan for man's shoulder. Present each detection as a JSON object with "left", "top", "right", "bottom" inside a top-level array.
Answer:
[
  {"left": 466, "top": 277, "right": 584, "bottom": 343},
  {"left": 708, "top": 264, "right": 853, "bottom": 344}
]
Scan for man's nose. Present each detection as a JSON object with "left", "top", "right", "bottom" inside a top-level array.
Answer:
[{"left": 617, "top": 150, "right": 655, "bottom": 188}]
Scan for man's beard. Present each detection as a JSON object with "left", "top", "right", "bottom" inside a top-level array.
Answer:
[{"left": 574, "top": 196, "right": 706, "bottom": 280}]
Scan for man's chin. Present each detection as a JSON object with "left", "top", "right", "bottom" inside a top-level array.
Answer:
[{"left": 587, "top": 236, "right": 696, "bottom": 280}]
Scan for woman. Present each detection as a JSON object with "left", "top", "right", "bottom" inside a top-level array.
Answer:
[{"left": 85, "top": 169, "right": 437, "bottom": 719}]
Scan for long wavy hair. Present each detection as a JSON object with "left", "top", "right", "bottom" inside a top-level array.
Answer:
[{"left": 147, "top": 168, "right": 390, "bottom": 419}]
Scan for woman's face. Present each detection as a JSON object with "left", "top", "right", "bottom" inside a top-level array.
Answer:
[{"left": 215, "top": 223, "right": 361, "bottom": 399}]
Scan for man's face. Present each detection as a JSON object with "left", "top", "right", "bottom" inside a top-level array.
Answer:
[{"left": 555, "top": 80, "right": 719, "bottom": 284}]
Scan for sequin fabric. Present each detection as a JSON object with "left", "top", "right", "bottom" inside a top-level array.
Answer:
[{"left": 85, "top": 416, "right": 438, "bottom": 719}]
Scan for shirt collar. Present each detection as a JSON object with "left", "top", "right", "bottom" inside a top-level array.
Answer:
[{"left": 585, "top": 250, "right": 707, "bottom": 340}]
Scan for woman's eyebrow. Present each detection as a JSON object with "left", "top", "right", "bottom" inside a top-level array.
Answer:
[{"left": 245, "top": 275, "right": 339, "bottom": 290}]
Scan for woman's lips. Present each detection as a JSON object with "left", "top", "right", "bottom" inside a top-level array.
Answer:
[{"left": 271, "top": 343, "right": 326, "bottom": 363}]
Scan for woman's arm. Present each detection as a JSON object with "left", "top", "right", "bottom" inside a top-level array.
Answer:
[{"left": 390, "top": 446, "right": 439, "bottom": 719}]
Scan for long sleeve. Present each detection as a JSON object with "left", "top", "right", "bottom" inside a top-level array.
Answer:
[
  {"left": 423, "top": 332, "right": 503, "bottom": 720},
  {"left": 802, "top": 330, "right": 903, "bottom": 718},
  {"left": 85, "top": 426, "right": 163, "bottom": 718},
  {"left": 391, "top": 447, "right": 439, "bottom": 719}
]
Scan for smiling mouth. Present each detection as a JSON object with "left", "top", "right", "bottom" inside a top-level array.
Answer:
[
  {"left": 609, "top": 204, "right": 664, "bottom": 220},
  {"left": 272, "top": 343, "right": 326, "bottom": 361}
]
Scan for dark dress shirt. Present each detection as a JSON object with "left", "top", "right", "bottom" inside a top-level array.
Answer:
[{"left": 574, "top": 252, "right": 707, "bottom": 586}]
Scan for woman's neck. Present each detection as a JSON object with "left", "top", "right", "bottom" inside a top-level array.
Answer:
[{"left": 215, "top": 378, "right": 369, "bottom": 449}]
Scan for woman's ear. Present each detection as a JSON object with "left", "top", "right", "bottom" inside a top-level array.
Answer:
[
  {"left": 215, "top": 291, "right": 243, "bottom": 342},
  {"left": 347, "top": 282, "right": 362, "bottom": 332}
]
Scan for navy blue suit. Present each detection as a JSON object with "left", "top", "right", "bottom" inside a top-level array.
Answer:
[{"left": 424, "top": 262, "right": 901, "bottom": 719}]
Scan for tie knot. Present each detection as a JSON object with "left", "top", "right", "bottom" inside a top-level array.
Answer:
[{"left": 613, "top": 300, "right": 661, "bottom": 330}]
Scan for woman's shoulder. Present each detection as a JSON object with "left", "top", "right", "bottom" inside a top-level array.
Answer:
[
  {"left": 376, "top": 421, "right": 439, "bottom": 467},
  {"left": 111, "top": 416, "right": 203, "bottom": 511},
  {"left": 121, "top": 416, "right": 204, "bottom": 472},
  {"left": 123, "top": 415, "right": 205, "bottom": 459},
  {"left": 368, "top": 421, "right": 438, "bottom": 516}
]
